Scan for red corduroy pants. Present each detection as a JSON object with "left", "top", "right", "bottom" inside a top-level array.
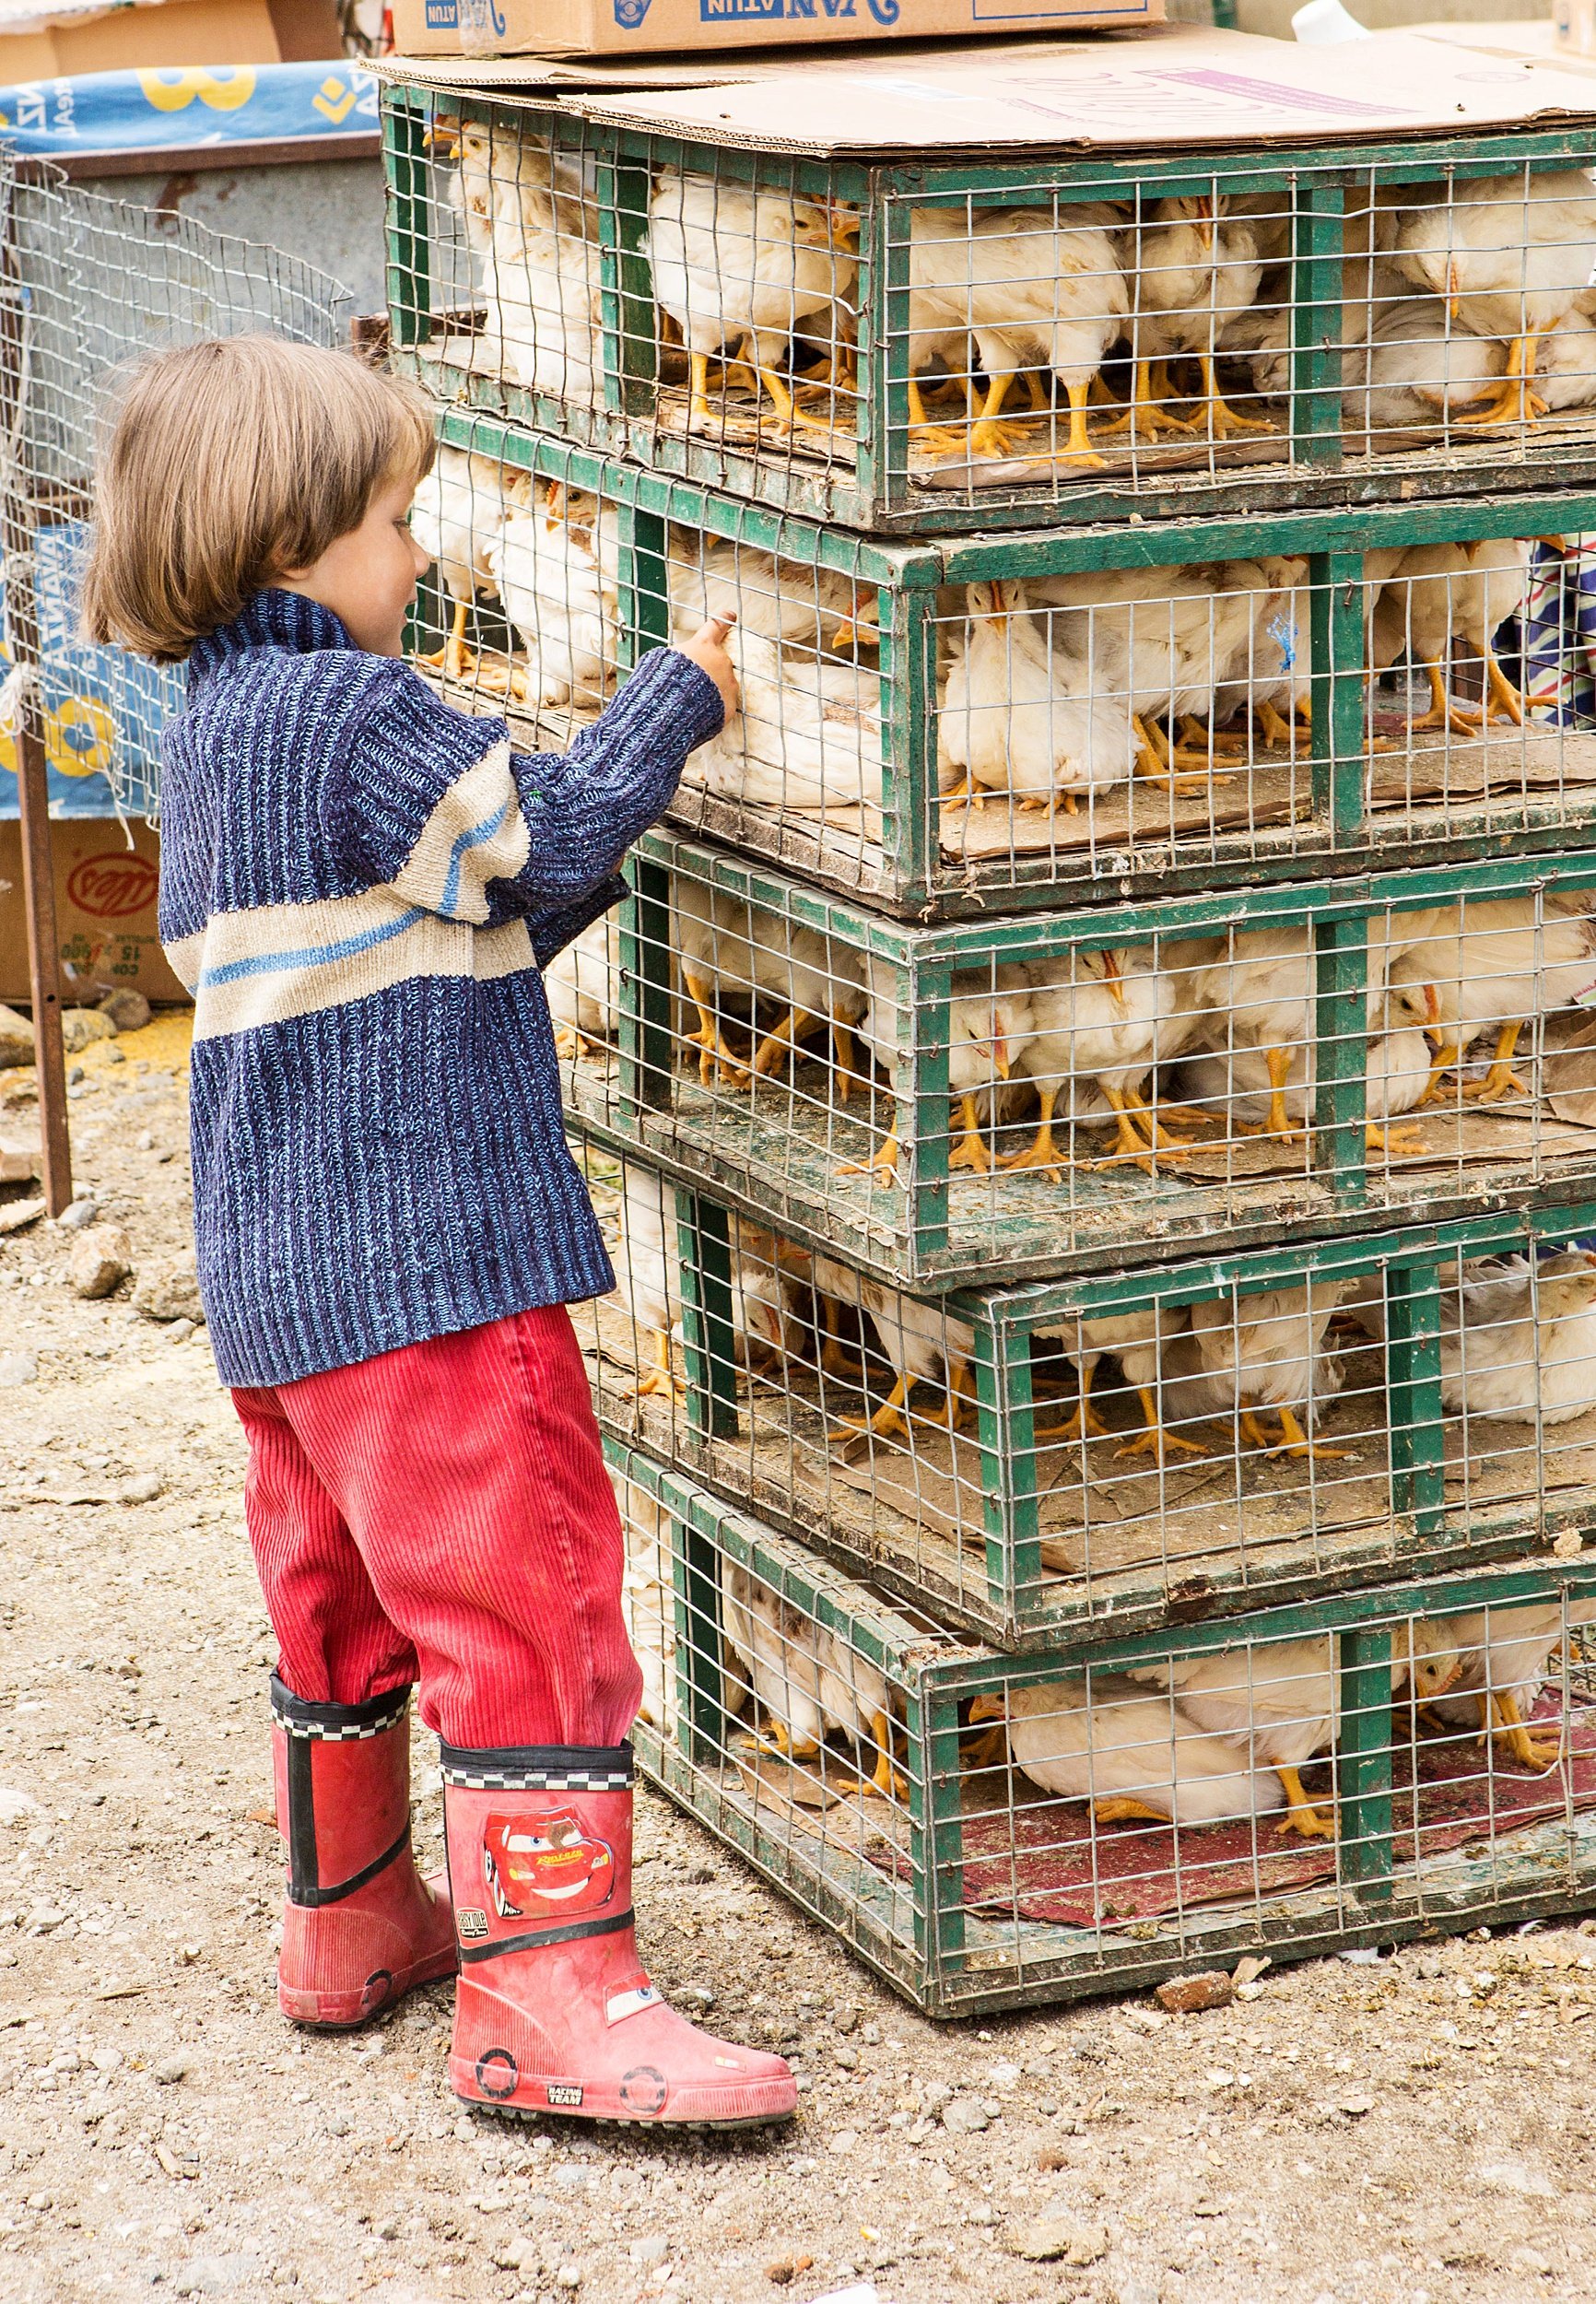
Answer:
[{"left": 232, "top": 1306, "right": 641, "bottom": 1750}]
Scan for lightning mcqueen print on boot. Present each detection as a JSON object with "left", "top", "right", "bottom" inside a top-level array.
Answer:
[
  {"left": 272, "top": 1676, "right": 458, "bottom": 2028},
  {"left": 441, "top": 1742, "right": 797, "bottom": 2129}
]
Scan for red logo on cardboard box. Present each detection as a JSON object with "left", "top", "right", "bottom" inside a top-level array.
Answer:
[{"left": 66, "top": 852, "right": 158, "bottom": 923}]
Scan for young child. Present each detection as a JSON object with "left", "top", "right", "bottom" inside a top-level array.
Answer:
[{"left": 82, "top": 334, "right": 797, "bottom": 2131}]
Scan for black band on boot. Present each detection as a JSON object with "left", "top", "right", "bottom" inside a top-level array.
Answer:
[
  {"left": 458, "top": 1907, "right": 638, "bottom": 1964},
  {"left": 437, "top": 1739, "right": 634, "bottom": 1793},
  {"left": 274, "top": 1676, "right": 415, "bottom": 1908},
  {"left": 270, "top": 1674, "right": 410, "bottom": 1741}
]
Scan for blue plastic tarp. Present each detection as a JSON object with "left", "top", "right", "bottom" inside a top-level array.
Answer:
[{"left": 0, "top": 58, "right": 379, "bottom": 159}]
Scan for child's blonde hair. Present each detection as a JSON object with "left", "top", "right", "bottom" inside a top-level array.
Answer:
[{"left": 81, "top": 335, "right": 436, "bottom": 664}]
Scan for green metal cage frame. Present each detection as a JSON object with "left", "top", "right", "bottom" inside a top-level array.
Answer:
[
  {"left": 593, "top": 1161, "right": 1596, "bottom": 1648},
  {"left": 425, "top": 408, "right": 1596, "bottom": 920},
  {"left": 570, "top": 825, "right": 1596, "bottom": 1288},
  {"left": 615, "top": 1436, "right": 1596, "bottom": 2016},
  {"left": 383, "top": 79, "right": 1596, "bottom": 536}
]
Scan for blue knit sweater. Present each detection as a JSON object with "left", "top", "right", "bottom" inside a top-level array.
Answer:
[{"left": 158, "top": 589, "right": 722, "bottom": 1388}]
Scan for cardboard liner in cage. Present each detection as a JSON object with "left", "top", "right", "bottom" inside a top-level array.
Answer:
[{"left": 877, "top": 1697, "right": 1596, "bottom": 1933}]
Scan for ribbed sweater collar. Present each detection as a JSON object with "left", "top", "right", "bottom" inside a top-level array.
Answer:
[{"left": 189, "top": 589, "right": 355, "bottom": 689}]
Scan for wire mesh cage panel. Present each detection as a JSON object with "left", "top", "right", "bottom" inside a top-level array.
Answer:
[
  {"left": 613, "top": 1444, "right": 1596, "bottom": 2015},
  {"left": 554, "top": 830, "right": 1596, "bottom": 1288},
  {"left": 413, "top": 418, "right": 1596, "bottom": 919},
  {"left": 381, "top": 82, "right": 1596, "bottom": 535},
  {"left": 0, "top": 158, "right": 351, "bottom": 820},
  {"left": 588, "top": 1167, "right": 1596, "bottom": 1647}
]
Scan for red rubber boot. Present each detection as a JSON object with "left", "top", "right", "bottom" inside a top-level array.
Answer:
[
  {"left": 442, "top": 1743, "right": 797, "bottom": 2128},
  {"left": 273, "top": 1676, "right": 458, "bottom": 2028}
]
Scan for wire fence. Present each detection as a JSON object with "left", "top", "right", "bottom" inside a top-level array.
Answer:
[{"left": 0, "top": 153, "right": 353, "bottom": 823}]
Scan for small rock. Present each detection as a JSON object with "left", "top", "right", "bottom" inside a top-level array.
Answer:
[
  {"left": 122, "top": 1473, "right": 164, "bottom": 1505},
  {"left": 0, "top": 1136, "right": 38, "bottom": 1183},
  {"left": 90, "top": 2048, "right": 124, "bottom": 2075},
  {"left": 99, "top": 989, "right": 151, "bottom": 1034},
  {"left": 629, "top": 2237, "right": 669, "bottom": 2267},
  {"left": 372, "top": 2219, "right": 398, "bottom": 2241},
  {"left": 828, "top": 2128, "right": 860, "bottom": 2156},
  {"left": 765, "top": 2257, "right": 813, "bottom": 2289},
  {"left": 165, "top": 1318, "right": 197, "bottom": 1346},
  {"left": 172, "top": 2254, "right": 260, "bottom": 2295},
  {"left": 1511, "top": 2247, "right": 1555, "bottom": 2276},
  {"left": 0, "top": 1196, "right": 44, "bottom": 1236},
  {"left": 555, "top": 2268, "right": 582, "bottom": 2292},
  {"left": 1006, "top": 2208, "right": 1109, "bottom": 2265},
  {"left": 323, "top": 2110, "right": 351, "bottom": 2136},
  {"left": 940, "top": 2097, "right": 991, "bottom": 2136},
  {"left": 1553, "top": 1530, "right": 1583, "bottom": 1561},
  {"left": 1155, "top": 1971, "right": 1236, "bottom": 2016},
  {"left": 133, "top": 1252, "right": 203, "bottom": 1324},
  {"left": 154, "top": 2052, "right": 191, "bottom": 2086},
  {"left": 0, "top": 1005, "right": 32, "bottom": 1068},
  {"left": 0, "top": 1788, "right": 41, "bottom": 1825},
  {"left": 489, "top": 2240, "right": 529, "bottom": 2271},
  {"left": 0, "top": 1350, "right": 38, "bottom": 1386},
  {"left": 1338, "top": 2094, "right": 1374, "bottom": 2119},
  {"left": 56, "top": 1194, "right": 99, "bottom": 1230},
  {"left": 920, "top": 2079, "right": 954, "bottom": 2114},
  {"left": 68, "top": 1224, "right": 133, "bottom": 1300},
  {"left": 61, "top": 1007, "right": 115, "bottom": 1054},
  {"left": 833, "top": 2043, "right": 859, "bottom": 2071},
  {"left": 1477, "top": 2159, "right": 1555, "bottom": 2198}
]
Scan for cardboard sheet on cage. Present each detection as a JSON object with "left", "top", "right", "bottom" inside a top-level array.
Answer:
[
  {"left": 865, "top": 1697, "right": 1596, "bottom": 1931},
  {"left": 564, "top": 25, "right": 1596, "bottom": 156}
]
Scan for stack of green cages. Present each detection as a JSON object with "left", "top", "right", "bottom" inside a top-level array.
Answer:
[{"left": 376, "top": 64, "right": 1596, "bottom": 1997}]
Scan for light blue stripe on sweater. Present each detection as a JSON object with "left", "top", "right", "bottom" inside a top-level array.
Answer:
[
  {"left": 199, "top": 904, "right": 426, "bottom": 988},
  {"left": 440, "top": 798, "right": 514, "bottom": 920}
]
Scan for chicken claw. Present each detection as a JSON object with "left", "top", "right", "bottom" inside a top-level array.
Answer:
[
  {"left": 1273, "top": 1765, "right": 1335, "bottom": 1840},
  {"left": 1483, "top": 1689, "right": 1564, "bottom": 1773},
  {"left": 839, "top": 1130, "right": 902, "bottom": 1190},
  {"left": 1115, "top": 1385, "right": 1207, "bottom": 1464}
]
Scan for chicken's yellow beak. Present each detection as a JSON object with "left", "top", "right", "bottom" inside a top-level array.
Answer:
[
  {"left": 1195, "top": 197, "right": 1215, "bottom": 250},
  {"left": 991, "top": 1036, "right": 1011, "bottom": 1081},
  {"left": 1423, "top": 982, "right": 1441, "bottom": 1028},
  {"left": 968, "top": 1695, "right": 1006, "bottom": 1724},
  {"left": 1101, "top": 947, "right": 1126, "bottom": 1006},
  {"left": 830, "top": 206, "right": 862, "bottom": 249}
]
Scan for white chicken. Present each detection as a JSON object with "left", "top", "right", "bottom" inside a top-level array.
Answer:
[
  {"left": 647, "top": 169, "right": 857, "bottom": 433},
  {"left": 842, "top": 958, "right": 1034, "bottom": 1188},
  {"left": 908, "top": 203, "right": 1129, "bottom": 464},
  {"left": 672, "top": 874, "right": 867, "bottom": 1095},
  {"left": 691, "top": 627, "right": 885, "bottom": 817},
  {"left": 1367, "top": 536, "right": 1532, "bottom": 737},
  {"left": 968, "top": 1673, "right": 1287, "bottom": 1827},
  {"left": 812, "top": 1252, "right": 975, "bottom": 1440},
  {"left": 486, "top": 132, "right": 602, "bottom": 404},
  {"left": 1129, "top": 1621, "right": 1461, "bottom": 1840},
  {"left": 545, "top": 906, "right": 620, "bottom": 1062},
  {"left": 1182, "top": 1002, "right": 1432, "bottom": 1161},
  {"left": 1034, "top": 1301, "right": 1201, "bottom": 1464},
  {"left": 1534, "top": 300, "right": 1596, "bottom": 411},
  {"left": 937, "top": 581, "right": 1132, "bottom": 817},
  {"left": 1386, "top": 894, "right": 1596, "bottom": 1105},
  {"left": 408, "top": 447, "right": 507, "bottom": 687},
  {"left": 1347, "top": 295, "right": 1506, "bottom": 441},
  {"left": 1392, "top": 169, "right": 1596, "bottom": 429},
  {"left": 488, "top": 481, "right": 620, "bottom": 711},
  {"left": 666, "top": 535, "right": 879, "bottom": 659},
  {"left": 722, "top": 1558, "right": 903, "bottom": 1796},
  {"left": 1439, "top": 1250, "right": 1596, "bottom": 1428},
  {"left": 1430, "top": 1592, "right": 1596, "bottom": 1772},
  {"left": 614, "top": 1159, "right": 680, "bottom": 1400},
  {"left": 617, "top": 1478, "right": 676, "bottom": 1732},
  {"left": 1171, "top": 1282, "right": 1353, "bottom": 1464},
  {"left": 1111, "top": 195, "right": 1269, "bottom": 442},
  {"left": 1209, "top": 554, "right": 1312, "bottom": 749},
  {"left": 1006, "top": 944, "right": 1199, "bottom": 1180}
]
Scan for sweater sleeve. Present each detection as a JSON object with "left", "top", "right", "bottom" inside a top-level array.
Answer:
[{"left": 324, "top": 645, "right": 723, "bottom": 925}]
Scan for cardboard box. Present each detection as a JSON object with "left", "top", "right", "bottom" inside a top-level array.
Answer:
[
  {"left": 389, "top": 0, "right": 1161, "bottom": 67},
  {"left": 0, "top": 817, "right": 186, "bottom": 1011},
  {"left": 0, "top": 0, "right": 342, "bottom": 83}
]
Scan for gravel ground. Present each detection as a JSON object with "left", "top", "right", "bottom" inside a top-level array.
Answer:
[{"left": 5, "top": 1017, "right": 1596, "bottom": 2304}]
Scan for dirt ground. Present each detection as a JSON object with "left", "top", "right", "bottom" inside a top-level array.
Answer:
[{"left": 6, "top": 1016, "right": 1596, "bottom": 2304}]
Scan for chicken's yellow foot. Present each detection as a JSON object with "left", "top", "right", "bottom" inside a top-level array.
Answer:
[
  {"left": 1094, "top": 1087, "right": 1157, "bottom": 1174},
  {"left": 1407, "top": 659, "right": 1482, "bottom": 739},
  {"left": 1180, "top": 712, "right": 1249, "bottom": 758},
  {"left": 962, "top": 1721, "right": 1009, "bottom": 1772},
  {"left": 817, "top": 1292, "right": 864, "bottom": 1383},
  {"left": 865, "top": 1709, "right": 909, "bottom": 1802},
  {"left": 1271, "top": 1404, "right": 1351, "bottom": 1462},
  {"left": 1094, "top": 1796, "right": 1170, "bottom": 1824},
  {"left": 830, "top": 1017, "right": 858, "bottom": 1107},
  {"left": 1366, "top": 1122, "right": 1430, "bottom": 1161},
  {"left": 1462, "top": 1022, "right": 1531, "bottom": 1103},
  {"left": 1115, "top": 1384, "right": 1208, "bottom": 1464},
  {"left": 968, "top": 369, "right": 1024, "bottom": 462},
  {"left": 1254, "top": 698, "right": 1301, "bottom": 750},
  {"left": 1001, "top": 1087, "right": 1069, "bottom": 1181},
  {"left": 940, "top": 773, "right": 986, "bottom": 811},
  {"left": 1416, "top": 1037, "right": 1461, "bottom": 1107},
  {"left": 1198, "top": 354, "right": 1273, "bottom": 439},
  {"left": 839, "top": 1371, "right": 913, "bottom": 1441},
  {"left": 839, "top": 1129, "right": 902, "bottom": 1189},
  {"left": 1132, "top": 711, "right": 1212, "bottom": 798},
  {"left": 1485, "top": 1688, "right": 1564, "bottom": 1773},
  {"left": 906, "top": 373, "right": 971, "bottom": 458},
  {"left": 750, "top": 1005, "right": 821, "bottom": 1081},
  {"left": 632, "top": 1327, "right": 686, "bottom": 1401},
  {"left": 1239, "top": 1409, "right": 1275, "bottom": 1452},
  {"left": 1097, "top": 358, "right": 1199, "bottom": 441},
  {"left": 1060, "top": 379, "right": 1107, "bottom": 471},
  {"left": 1460, "top": 329, "right": 1547, "bottom": 429},
  {"left": 764, "top": 1718, "right": 822, "bottom": 1762},
  {"left": 682, "top": 970, "right": 751, "bottom": 1089},
  {"left": 1273, "top": 1764, "right": 1335, "bottom": 1840},
  {"left": 948, "top": 1094, "right": 995, "bottom": 1175},
  {"left": 1240, "top": 1045, "right": 1301, "bottom": 1143},
  {"left": 1484, "top": 652, "right": 1526, "bottom": 727},
  {"left": 924, "top": 1356, "right": 976, "bottom": 1432},
  {"left": 687, "top": 349, "right": 716, "bottom": 429},
  {"left": 757, "top": 362, "right": 835, "bottom": 438},
  {"left": 1035, "top": 1360, "right": 1111, "bottom": 1444},
  {"left": 552, "top": 1025, "right": 600, "bottom": 1065},
  {"left": 1123, "top": 1084, "right": 1207, "bottom": 1145}
]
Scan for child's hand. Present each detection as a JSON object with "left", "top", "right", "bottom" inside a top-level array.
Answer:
[{"left": 676, "top": 614, "right": 739, "bottom": 722}]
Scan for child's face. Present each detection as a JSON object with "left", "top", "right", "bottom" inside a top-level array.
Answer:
[{"left": 276, "top": 473, "right": 430, "bottom": 657}]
